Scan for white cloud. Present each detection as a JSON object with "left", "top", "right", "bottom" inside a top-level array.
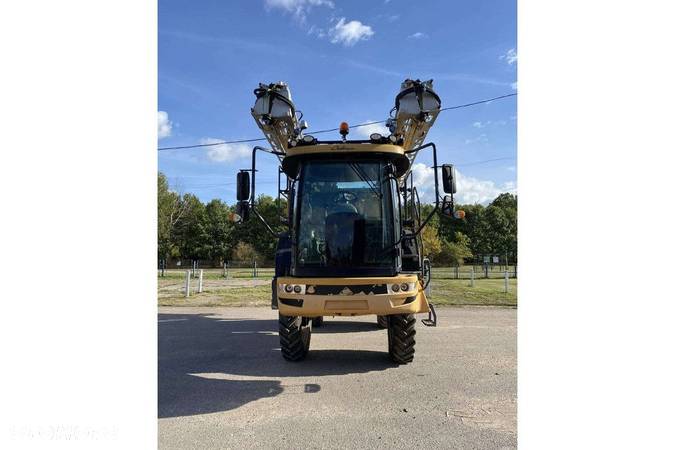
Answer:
[
  {"left": 202, "top": 138, "right": 252, "bottom": 162},
  {"left": 411, "top": 163, "right": 517, "bottom": 205},
  {"left": 158, "top": 111, "right": 172, "bottom": 140},
  {"left": 265, "top": 0, "right": 333, "bottom": 21},
  {"left": 500, "top": 48, "right": 517, "bottom": 65},
  {"left": 353, "top": 121, "right": 390, "bottom": 138},
  {"left": 329, "top": 18, "right": 374, "bottom": 46},
  {"left": 472, "top": 120, "right": 507, "bottom": 129},
  {"left": 408, "top": 32, "right": 428, "bottom": 39},
  {"left": 464, "top": 134, "right": 488, "bottom": 145},
  {"left": 307, "top": 24, "right": 327, "bottom": 38}
]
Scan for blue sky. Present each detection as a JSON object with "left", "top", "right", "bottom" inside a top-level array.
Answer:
[{"left": 158, "top": 0, "right": 517, "bottom": 205}]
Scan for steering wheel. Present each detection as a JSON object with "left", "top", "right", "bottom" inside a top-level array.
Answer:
[{"left": 334, "top": 191, "right": 358, "bottom": 203}]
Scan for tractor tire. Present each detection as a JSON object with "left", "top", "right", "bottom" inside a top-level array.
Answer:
[
  {"left": 312, "top": 316, "right": 324, "bottom": 327},
  {"left": 376, "top": 315, "right": 388, "bottom": 329},
  {"left": 387, "top": 314, "right": 416, "bottom": 364},
  {"left": 279, "top": 314, "right": 311, "bottom": 361}
]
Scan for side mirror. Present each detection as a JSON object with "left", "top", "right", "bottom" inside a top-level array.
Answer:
[
  {"left": 442, "top": 164, "right": 457, "bottom": 194},
  {"left": 236, "top": 171, "right": 251, "bottom": 201}
]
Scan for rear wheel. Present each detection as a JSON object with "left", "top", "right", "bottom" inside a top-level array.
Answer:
[
  {"left": 387, "top": 314, "right": 416, "bottom": 364},
  {"left": 376, "top": 315, "right": 388, "bottom": 329},
  {"left": 312, "top": 316, "right": 324, "bottom": 327},
  {"left": 279, "top": 314, "right": 311, "bottom": 361}
]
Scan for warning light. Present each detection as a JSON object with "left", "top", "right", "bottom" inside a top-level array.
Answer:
[{"left": 339, "top": 122, "right": 349, "bottom": 138}]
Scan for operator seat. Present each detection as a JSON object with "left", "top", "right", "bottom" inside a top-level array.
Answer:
[{"left": 325, "top": 211, "right": 362, "bottom": 265}]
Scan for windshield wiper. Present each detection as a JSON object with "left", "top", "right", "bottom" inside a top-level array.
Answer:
[{"left": 349, "top": 163, "right": 382, "bottom": 199}]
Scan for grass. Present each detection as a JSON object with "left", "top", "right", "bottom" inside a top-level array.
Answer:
[
  {"left": 158, "top": 268, "right": 275, "bottom": 280},
  {"left": 157, "top": 277, "right": 516, "bottom": 308},
  {"left": 158, "top": 285, "right": 270, "bottom": 307},
  {"left": 429, "top": 279, "right": 517, "bottom": 306}
]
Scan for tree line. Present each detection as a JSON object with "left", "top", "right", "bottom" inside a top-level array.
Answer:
[{"left": 158, "top": 172, "right": 517, "bottom": 266}]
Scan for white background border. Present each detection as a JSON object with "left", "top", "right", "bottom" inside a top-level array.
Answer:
[
  {"left": 1, "top": 0, "right": 674, "bottom": 448},
  {"left": 1, "top": 1, "right": 157, "bottom": 448}
]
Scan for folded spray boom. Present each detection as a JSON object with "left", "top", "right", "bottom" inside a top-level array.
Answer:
[{"left": 250, "top": 78, "right": 442, "bottom": 164}]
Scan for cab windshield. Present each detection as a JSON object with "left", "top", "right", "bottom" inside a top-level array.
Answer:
[{"left": 295, "top": 160, "right": 395, "bottom": 270}]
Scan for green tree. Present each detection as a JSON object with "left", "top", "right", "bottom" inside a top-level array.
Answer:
[
  {"left": 205, "top": 199, "right": 233, "bottom": 263},
  {"left": 158, "top": 172, "right": 190, "bottom": 260},
  {"left": 491, "top": 192, "right": 517, "bottom": 210},
  {"left": 421, "top": 223, "right": 443, "bottom": 260},
  {"left": 173, "top": 194, "right": 211, "bottom": 260},
  {"left": 231, "top": 242, "right": 261, "bottom": 262},
  {"left": 434, "top": 193, "right": 517, "bottom": 263},
  {"left": 486, "top": 194, "right": 517, "bottom": 262},
  {"left": 438, "top": 231, "right": 474, "bottom": 266}
]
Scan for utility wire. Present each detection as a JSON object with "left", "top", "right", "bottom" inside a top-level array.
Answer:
[
  {"left": 456, "top": 156, "right": 515, "bottom": 167},
  {"left": 157, "top": 92, "right": 517, "bottom": 151},
  {"left": 175, "top": 157, "right": 515, "bottom": 190}
]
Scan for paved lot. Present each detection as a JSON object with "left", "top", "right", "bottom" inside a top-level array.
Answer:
[{"left": 159, "top": 306, "right": 516, "bottom": 449}]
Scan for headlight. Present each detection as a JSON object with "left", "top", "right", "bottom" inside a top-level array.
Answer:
[
  {"left": 281, "top": 284, "right": 305, "bottom": 295},
  {"left": 387, "top": 281, "right": 416, "bottom": 294}
]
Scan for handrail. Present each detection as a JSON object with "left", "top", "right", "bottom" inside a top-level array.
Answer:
[
  {"left": 250, "top": 146, "right": 285, "bottom": 237},
  {"left": 403, "top": 142, "right": 441, "bottom": 239}
]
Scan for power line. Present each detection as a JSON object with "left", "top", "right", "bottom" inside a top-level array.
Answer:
[
  {"left": 158, "top": 137, "right": 268, "bottom": 151},
  {"left": 456, "top": 156, "right": 515, "bottom": 167},
  {"left": 157, "top": 92, "right": 517, "bottom": 151},
  {"left": 174, "top": 157, "right": 515, "bottom": 191}
]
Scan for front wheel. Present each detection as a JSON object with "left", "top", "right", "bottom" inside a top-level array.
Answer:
[
  {"left": 279, "top": 314, "right": 311, "bottom": 361},
  {"left": 376, "top": 315, "right": 388, "bottom": 329},
  {"left": 387, "top": 314, "right": 416, "bottom": 364}
]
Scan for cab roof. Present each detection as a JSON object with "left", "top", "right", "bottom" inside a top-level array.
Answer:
[{"left": 282, "top": 142, "right": 410, "bottom": 178}]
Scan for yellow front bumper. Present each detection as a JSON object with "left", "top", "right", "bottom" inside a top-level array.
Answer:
[{"left": 276, "top": 275, "right": 430, "bottom": 316}]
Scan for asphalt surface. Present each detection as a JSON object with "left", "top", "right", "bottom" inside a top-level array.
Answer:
[{"left": 159, "top": 306, "right": 517, "bottom": 449}]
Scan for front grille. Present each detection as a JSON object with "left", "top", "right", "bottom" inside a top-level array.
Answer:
[{"left": 306, "top": 284, "right": 388, "bottom": 296}]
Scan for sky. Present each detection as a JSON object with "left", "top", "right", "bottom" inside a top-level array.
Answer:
[{"left": 158, "top": 0, "right": 517, "bottom": 205}]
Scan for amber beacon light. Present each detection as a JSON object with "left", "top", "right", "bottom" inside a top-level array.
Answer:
[{"left": 339, "top": 122, "right": 349, "bottom": 140}]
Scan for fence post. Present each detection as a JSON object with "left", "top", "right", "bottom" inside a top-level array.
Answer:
[
  {"left": 455, "top": 265, "right": 459, "bottom": 279},
  {"left": 198, "top": 269, "right": 203, "bottom": 293},
  {"left": 184, "top": 271, "right": 190, "bottom": 298},
  {"left": 253, "top": 260, "right": 257, "bottom": 278},
  {"left": 504, "top": 270, "right": 509, "bottom": 293},
  {"left": 484, "top": 264, "right": 489, "bottom": 279},
  {"left": 223, "top": 262, "right": 228, "bottom": 278},
  {"left": 470, "top": 268, "right": 475, "bottom": 287}
]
